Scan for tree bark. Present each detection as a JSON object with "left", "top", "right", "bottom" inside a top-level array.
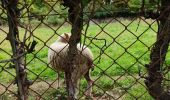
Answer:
[
  {"left": 63, "top": 0, "right": 83, "bottom": 99},
  {"left": 145, "top": 0, "right": 170, "bottom": 99},
  {"left": 2, "top": 0, "right": 29, "bottom": 99}
]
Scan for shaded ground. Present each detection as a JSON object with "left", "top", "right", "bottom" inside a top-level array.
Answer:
[{"left": 0, "top": 79, "right": 123, "bottom": 100}]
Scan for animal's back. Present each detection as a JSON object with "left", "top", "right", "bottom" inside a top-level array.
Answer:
[
  {"left": 48, "top": 42, "right": 68, "bottom": 71},
  {"left": 48, "top": 42, "right": 93, "bottom": 72},
  {"left": 77, "top": 44, "right": 93, "bottom": 67}
]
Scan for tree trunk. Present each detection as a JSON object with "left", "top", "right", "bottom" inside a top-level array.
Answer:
[
  {"left": 2, "top": 0, "right": 29, "bottom": 99},
  {"left": 63, "top": 0, "right": 83, "bottom": 99},
  {"left": 145, "top": 0, "right": 170, "bottom": 99}
]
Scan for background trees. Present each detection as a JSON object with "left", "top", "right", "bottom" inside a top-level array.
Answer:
[{"left": 0, "top": 0, "right": 159, "bottom": 25}]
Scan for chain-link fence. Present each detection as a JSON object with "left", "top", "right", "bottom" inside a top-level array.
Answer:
[{"left": 1, "top": 0, "right": 170, "bottom": 100}]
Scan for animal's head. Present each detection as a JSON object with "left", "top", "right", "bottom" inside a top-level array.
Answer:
[{"left": 57, "top": 33, "right": 71, "bottom": 43}]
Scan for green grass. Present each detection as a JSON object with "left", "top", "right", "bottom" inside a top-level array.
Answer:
[{"left": 0, "top": 18, "right": 159, "bottom": 99}]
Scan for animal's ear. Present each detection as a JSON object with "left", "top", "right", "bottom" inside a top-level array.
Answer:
[{"left": 64, "top": 33, "right": 70, "bottom": 39}]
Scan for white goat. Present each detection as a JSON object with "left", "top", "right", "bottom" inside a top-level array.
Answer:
[{"left": 48, "top": 33, "right": 94, "bottom": 98}]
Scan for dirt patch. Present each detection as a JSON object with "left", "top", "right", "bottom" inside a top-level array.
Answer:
[
  {"left": 0, "top": 83, "right": 17, "bottom": 94},
  {"left": 30, "top": 80, "right": 59, "bottom": 92},
  {"left": 0, "top": 79, "right": 123, "bottom": 99}
]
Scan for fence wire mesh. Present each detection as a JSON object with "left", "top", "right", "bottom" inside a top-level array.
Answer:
[{"left": 0, "top": 0, "right": 170, "bottom": 100}]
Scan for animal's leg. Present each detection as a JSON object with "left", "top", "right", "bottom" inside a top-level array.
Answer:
[
  {"left": 84, "top": 70, "right": 93, "bottom": 97},
  {"left": 57, "top": 71, "right": 60, "bottom": 88}
]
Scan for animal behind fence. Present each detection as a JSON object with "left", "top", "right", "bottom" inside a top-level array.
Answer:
[{"left": 48, "top": 33, "right": 94, "bottom": 98}]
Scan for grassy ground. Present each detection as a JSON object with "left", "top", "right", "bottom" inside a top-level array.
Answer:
[{"left": 0, "top": 18, "right": 159, "bottom": 99}]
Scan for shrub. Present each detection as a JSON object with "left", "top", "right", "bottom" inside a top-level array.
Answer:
[{"left": 46, "top": 10, "right": 66, "bottom": 25}]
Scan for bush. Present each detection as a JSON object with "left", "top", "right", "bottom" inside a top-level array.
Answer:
[
  {"left": 85, "top": 0, "right": 158, "bottom": 19},
  {"left": 0, "top": 0, "right": 159, "bottom": 25},
  {"left": 21, "top": 2, "right": 68, "bottom": 26},
  {"left": 41, "top": 3, "right": 68, "bottom": 25},
  {"left": 46, "top": 10, "right": 66, "bottom": 25}
]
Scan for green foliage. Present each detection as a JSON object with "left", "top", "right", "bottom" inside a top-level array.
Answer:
[
  {"left": 30, "top": 5, "right": 48, "bottom": 15},
  {"left": 0, "top": 0, "right": 160, "bottom": 26},
  {"left": 0, "top": 94, "right": 17, "bottom": 100},
  {"left": 51, "top": 87, "right": 67, "bottom": 100},
  {"left": 34, "top": 0, "right": 46, "bottom": 8},
  {"left": 87, "top": 0, "right": 158, "bottom": 19},
  {"left": 82, "top": 0, "right": 91, "bottom": 8},
  {"left": 16, "top": 1, "right": 68, "bottom": 25},
  {"left": 46, "top": 4, "right": 68, "bottom": 25},
  {"left": 128, "top": 0, "right": 158, "bottom": 10},
  {"left": 92, "top": 4, "right": 114, "bottom": 18},
  {"left": 113, "top": 0, "right": 129, "bottom": 8},
  {"left": 46, "top": 14, "right": 65, "bottom": 25},
  {"left": 128, "top": 0, "right": 142, "bottom": 6}
]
